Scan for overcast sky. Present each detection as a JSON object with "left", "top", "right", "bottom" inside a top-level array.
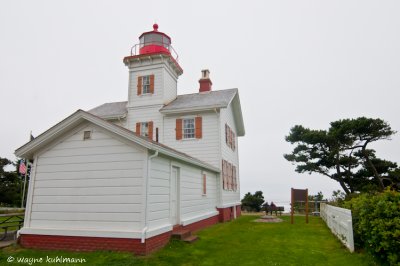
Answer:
[{"left": 1, "top": 0, "right": 400, "bottom": 207}]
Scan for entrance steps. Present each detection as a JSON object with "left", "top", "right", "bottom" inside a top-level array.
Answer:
[{"left": 171, "top": 228, "right": 198, "bottom": 243}]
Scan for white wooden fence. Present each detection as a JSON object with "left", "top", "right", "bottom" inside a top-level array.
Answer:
[{"left": 320, "top": 203, "right": 354, "bottom": 252}]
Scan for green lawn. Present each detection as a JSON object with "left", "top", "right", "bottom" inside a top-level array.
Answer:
[{"left": 0, "top": 215, "right": 379, "bottom": 266}]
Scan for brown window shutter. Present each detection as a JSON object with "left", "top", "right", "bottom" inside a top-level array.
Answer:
[
  {"left": 226, "top": 162, "right": 230, "bottom": 190},
  {"left": 232, "top": 131, "right": 236, "bottom": 150},
  {"left": 228, "top": 128, "right": 232, "bottom": 148},
  {"left": 136, "top": 122, "right": 141, "bottom": 135},
  {"left": 222, "top": 160, "right": 226, "bottom": 190},
  {"left": 228, "top": 162, "right": 232, "bottom": 190},
  {"left": 148, "top": 121, "right": 153, "bottom": 140},
  {"left": 195, "top": 116, "right": 202, "bottom": 139},
  {"left": 137, "top": 76, "right": 142, "bottom": 95},
  {"left": 149, "top": 74, "right": 155, "bottom": 94},
  {"left": 233, "top": 166, "right": 237, "bottom": 191},
  {"left": 230, "top": 163, "right": 233, "bottom": 190},
  {"left": 176, "top": 119, "right": 182, "bottom": 140}
]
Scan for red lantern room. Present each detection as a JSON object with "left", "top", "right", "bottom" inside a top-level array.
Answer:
[
  {"left": 139, "top": 24, "right": 171, "bottom": 55},
  {"left": 124, "top": 24, "right": 183, "bottom": 76}
]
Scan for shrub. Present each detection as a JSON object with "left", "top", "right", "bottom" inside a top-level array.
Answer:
[
  {"left": 344, "top": 190, "right": 400, "bottom": 265},
  {"left": 241, "top": 191, "right": 264, "bottom": 212}
]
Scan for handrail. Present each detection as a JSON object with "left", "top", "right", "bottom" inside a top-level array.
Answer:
[{"left": 130, "top": 42, "right": 179, "bottom": 62}]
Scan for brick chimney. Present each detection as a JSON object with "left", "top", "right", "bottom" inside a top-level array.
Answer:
[{"left": 199, "top": 69, "right": 212, "bottom": 92}]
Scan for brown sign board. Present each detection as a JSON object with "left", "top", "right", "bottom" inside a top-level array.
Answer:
[
  {"left": 292, "top": 189, "right": 307, "bottom": 202},
  {"left": 291, "top": 188, "right": 309, "bottom": 224}
]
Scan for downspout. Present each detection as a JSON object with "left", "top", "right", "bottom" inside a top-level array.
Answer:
[{"left": 141, "top": 150, "right": 159, "bottom": 243}]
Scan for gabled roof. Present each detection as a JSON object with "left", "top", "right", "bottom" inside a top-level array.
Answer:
[
  {"left": 160, "top": 89, "right": 237, "bottom": 113},
  {"left": 160, "top": 89, "right": 245, "bottom": 136},
  {"left": 87, "top": 88, "right": 245, "bottom": 136},
  {"left": 88, "top": 101, "right": 127, "bottom": 119},
  {"left": 15, "top": 110, "right": 219, "bottom": 173}
]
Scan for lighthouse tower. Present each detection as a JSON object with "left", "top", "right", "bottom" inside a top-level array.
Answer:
[{"left": 123, "top": 24, "right": 183, "bottom": 142}]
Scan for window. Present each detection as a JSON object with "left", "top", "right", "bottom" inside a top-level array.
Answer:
[
  {"left": 202, "top": 173, "right": 207, "bottom": 195},
  {"left": 136, "top": 121, "right": 154, "bottom": 140},
  {"left": 225, "top": 124, "right": 236, "bottom": 151},
  {"left": 142, "top": 75, "right": 150, "bottom": 94},
  {"left": 140, "top": 122, "right": 149, "bottom": 137},
  {"left": 137, "top": 75, "right": 154, "bottom": 95},
  {"left": 183, "top": 118, "right": 195, "bottom": 139},
  {"left": 176, "top": 117, "right": 202, "bottom": 140},
  {"left": 222, "top": 159, "right": 237, "bottom": 191},
  {"left": 83, "top": 131, "right": 91, "bottom": 140}
]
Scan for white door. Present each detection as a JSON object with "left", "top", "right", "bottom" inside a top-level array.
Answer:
[{"left": 171, "top": 167, "right": 180, "bottom": 225}]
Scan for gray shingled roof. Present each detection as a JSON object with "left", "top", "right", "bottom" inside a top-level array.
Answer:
[
  {"left": 160, "top": 89, "right": 238, "bottom": 113},
  {"left": 89, "top": 101, "right": 127, "bottom": 119}
]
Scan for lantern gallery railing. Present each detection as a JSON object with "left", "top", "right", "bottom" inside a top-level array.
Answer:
[{"left": 130, "top": 42, "right": 179, "bottom": 62}]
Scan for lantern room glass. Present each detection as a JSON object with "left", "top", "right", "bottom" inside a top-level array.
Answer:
[{"left": 140, "top": 33, "right": 170, "bottom": 49}]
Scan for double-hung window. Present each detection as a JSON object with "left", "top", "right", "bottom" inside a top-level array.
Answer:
[
  {"left": 140, "top": 122, "right": 149, "bottom": 137},
  {"left": 183, "top": 118, "right": 195, "bottom": 139},
  {"left": 142, "top": 75, "right": 150, "bottom": 94}
]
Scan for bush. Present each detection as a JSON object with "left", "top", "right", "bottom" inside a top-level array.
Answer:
[
  {"left": 344, "top": 190, "right": 400, "bottom": 265},
  {"left": 241, "top": 191, "right": 264, "bottom": 212}
]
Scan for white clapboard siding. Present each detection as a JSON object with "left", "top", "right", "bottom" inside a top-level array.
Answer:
[
  {"left": 34, "top": 186, "right": 143, "bottom": 196},
  {"left": 147, "top": 156, "right": 171, "bottom": 229},
  {"left": 41, "top": 145, "right": 135, "bottom": 158},
  {"left": 179, "top": 164, "right": 218, "bottom": 221},
  {"left": 126, "top": 105, "right": 164, "bottom": 140},
  {"left": 35, "top": 169, "right": 143, "bottom": 181},
  {"left": 37, "top": 152, "right": 142, "bottom": 165},
  {"left": 163, "top": 111, "right": 220, "bottom": 168},
  {"left": 32, "top": 203, "right": 141, "bottom": 213},
  {"left": 129, "top": 67, "right": 164, "bottom": 107},
  {"left": 148, "top": 195, "right": 169, "bottom": 204},
  {"left": 35, "top": 177, "right": 142, "bottom": 188},
  {"left": 220, "top": 104, "right": 241, "bottom": 206},
  {"left": 28, "top": 125, "right": 146, "bottom": 232},
  {"left": 49, "top": 138, "right": 124, "bottom": 150},
  {"left": 30, "top": 220, "right": 141, "bottom": 230},
  {"left": 149, "top": 202, "right": 169, "bottom": 212},
  {"left": 32, "top": 195, "right": 142, "bottom": 204},
  {"left": 163, "top": 68, "right": 178, "bottom": 104},
  {"left": 31, "top": 212, "right": 141, "bottom": 222},
  {"left": 36, "top": 161, "right": 143, "bottom": 173}
]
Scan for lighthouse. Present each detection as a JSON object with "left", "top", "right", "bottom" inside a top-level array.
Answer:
[
  {"left": 123, "top": 24, "right": 183, "bottom": 141},
  {"left": 16, "top": 24, "right": 245, "bottom": 255}
]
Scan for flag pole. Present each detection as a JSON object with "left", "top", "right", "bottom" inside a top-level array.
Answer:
[
  {"left": 21, "top": 161, "right": 28, "bottom": 208},
  {"left": 21, "top": 131, "right": 33, "bottom": 208}
]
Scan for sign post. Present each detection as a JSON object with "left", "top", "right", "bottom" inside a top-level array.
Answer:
[{"left": 291, "top": 188, "right": 309, "bottom": 224}]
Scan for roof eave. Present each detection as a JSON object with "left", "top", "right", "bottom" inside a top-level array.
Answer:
[
  {"left": 100, "top": 113, "right": 127, "bottom": 120},
  {"left": 231, "top": 92, "right": 245, "bottom": 137},
  {"left": 160, "top": 105, "right": 225, "bottom": 114}
]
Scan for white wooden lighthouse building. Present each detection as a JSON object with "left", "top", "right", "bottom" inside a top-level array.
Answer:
[{"left": 15, "top": 24, "right": 245, "bottom": 255}]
